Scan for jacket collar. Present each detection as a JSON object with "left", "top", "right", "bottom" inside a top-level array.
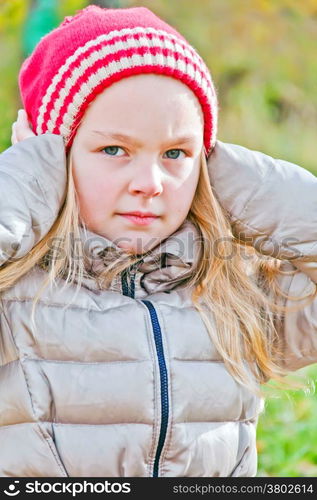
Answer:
[{"left": 80, "top": 218, "right": 202, "bottom": 297}]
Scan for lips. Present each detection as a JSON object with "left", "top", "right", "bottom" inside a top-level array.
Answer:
[
  {"left": 118, "top": 213, "right": 159, "bottom": 226},
  {"left": 119, "top": 212, "right": 158, "bottom": 218}
]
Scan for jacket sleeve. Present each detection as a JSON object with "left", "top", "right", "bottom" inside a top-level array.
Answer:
[
  {"left": 271, "top": 260, "right": 317, "bottom": 371},
  {"left": 0, "top": 134, "right": 67, "bottom": 266},
  {"left": 207, "top": 141, "right": 317, "bottom": 371}
]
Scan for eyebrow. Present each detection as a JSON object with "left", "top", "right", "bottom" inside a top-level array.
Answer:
[{"left": 90, "top": 130, "right": 200, "bottom": 148}]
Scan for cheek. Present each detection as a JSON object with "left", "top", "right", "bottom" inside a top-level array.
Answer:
[
  {"left": 73, "top": 167, "right": 117, "bottom": 215},
  {"left": 171, "top": 166, "right": 199, "bottom": 203},
  {"left": 163, "top": 185, "right": 195, "bottom": 220}
]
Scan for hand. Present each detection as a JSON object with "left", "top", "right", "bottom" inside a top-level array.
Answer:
[{"left": 11, "top": 109, "right": 36, "bottom": 145}]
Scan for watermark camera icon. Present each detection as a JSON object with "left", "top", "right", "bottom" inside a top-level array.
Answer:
[{"left": 4, "top": 481, "right": 20, "bottom": 496}]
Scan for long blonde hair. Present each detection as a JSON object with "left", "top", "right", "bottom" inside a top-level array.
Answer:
[{"left": 0, "top": 147, "right": 315, "bottom": 397}]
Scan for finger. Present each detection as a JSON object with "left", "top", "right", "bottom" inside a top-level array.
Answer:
[
  {"left": 18, "top": 109, "right": 32, "bottom": 128},
  {"left": 22, "top": 109, "right": 35, "bottom": 134},
  {"left": 11, "top": 121, "right": 17, "bottom": 145},
  {"left": 15, "top": 109, "right": 35, "bottom": 142}
]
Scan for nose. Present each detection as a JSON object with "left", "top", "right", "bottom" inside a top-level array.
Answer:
[{"left": 128, "top": 161, "right": 163, "bottom": 198}]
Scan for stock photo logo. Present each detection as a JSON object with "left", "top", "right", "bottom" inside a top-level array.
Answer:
[{"left": 3, "top": 481, "right": 20, "bottom": 496}]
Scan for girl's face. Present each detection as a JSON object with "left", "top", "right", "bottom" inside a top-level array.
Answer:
[{"left": 71, "top": 73, "right": 204, "bottom": 254}]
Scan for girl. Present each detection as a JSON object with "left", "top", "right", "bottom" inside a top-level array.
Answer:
[{"left": 1, "top": 4, "right": 317, "bottom": 477}]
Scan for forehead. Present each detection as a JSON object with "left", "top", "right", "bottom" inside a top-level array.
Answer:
[{"left": 81, "top": 73, "right": 204, "bottom": 131}]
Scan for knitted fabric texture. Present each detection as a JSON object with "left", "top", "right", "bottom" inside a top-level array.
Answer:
[{"left": 18, "top": 5, "right": 218, "bottom": 155}]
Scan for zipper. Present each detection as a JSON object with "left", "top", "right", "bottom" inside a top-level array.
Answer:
[
  {"left": 121, "top": 260, "right": 142, "bottom": 298},
  {"left": 142, "top": 300, "right": 169, "bottom": 477},
  {"left": 120, "top": 262, "right": 169, "bottom": 476},
  {"left": 121, "top": 268, "right": 130, "bottom": 297}
]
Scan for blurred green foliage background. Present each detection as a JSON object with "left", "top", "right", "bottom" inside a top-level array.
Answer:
[{"left": 0, "top": 0, "right": 316, "bottom": 477}]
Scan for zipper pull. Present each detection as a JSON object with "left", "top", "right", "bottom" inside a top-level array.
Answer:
[{"left": 121, "top": 258, "right": 144, "bottom": 298}]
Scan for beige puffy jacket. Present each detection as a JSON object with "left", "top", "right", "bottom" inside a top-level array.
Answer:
[{"left": 0, "top": 135, "right": 316, "bottom": 477}]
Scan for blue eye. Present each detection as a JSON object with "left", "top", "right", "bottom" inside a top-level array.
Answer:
[
  {"left": 101, "top": 146, "right": 186, "bottom": 159},
  {"left": 102, "top": 146, "right": 125, "bottom": 156},
  {"left": 164, "top": 149, "right": 185, "bottom": 160}
]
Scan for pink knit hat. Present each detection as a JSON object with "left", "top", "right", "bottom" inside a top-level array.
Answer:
[{"left": 18, "top": 5, "right": 218, "bottom": 156}]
